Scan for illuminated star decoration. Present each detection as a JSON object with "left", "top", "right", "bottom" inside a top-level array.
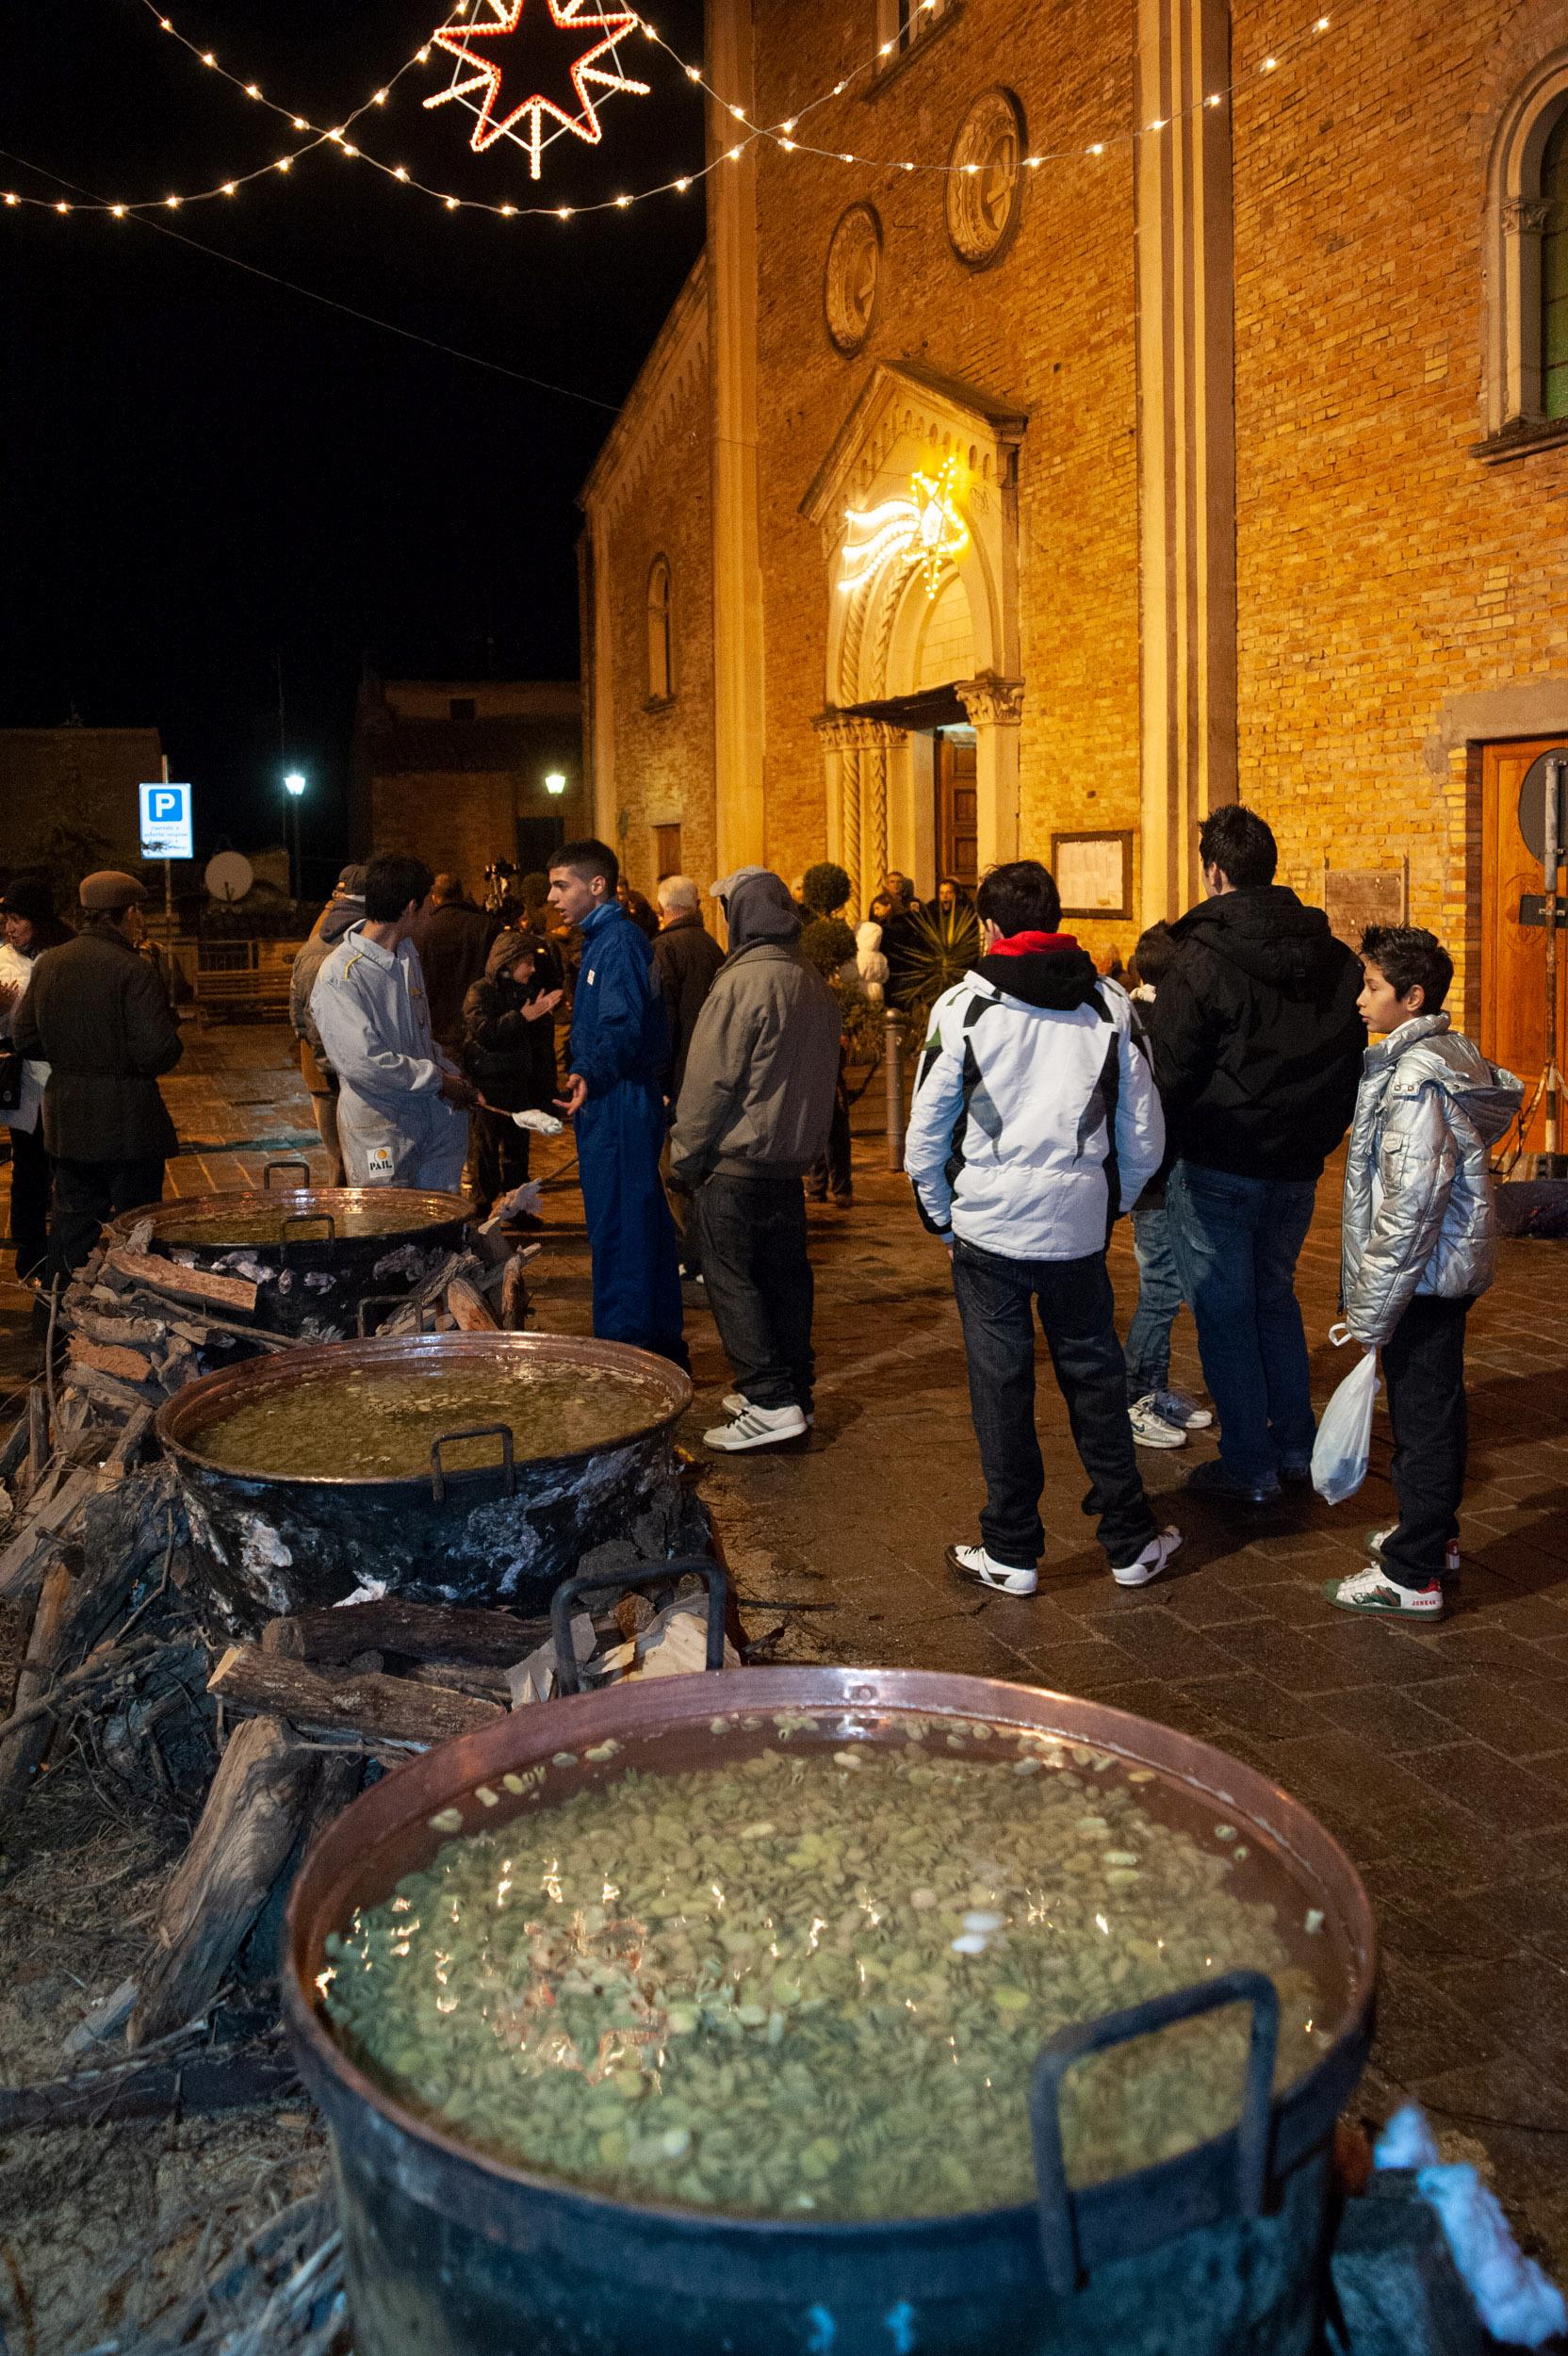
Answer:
[
  {"left": 424, "top": 0, "right": 650, "bottom": 180},
  {"left": 839, "top": 456, "right": 971, "bottom": 599}
]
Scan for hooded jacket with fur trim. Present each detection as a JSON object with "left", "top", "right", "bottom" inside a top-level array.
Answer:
[{"left": 905, "top": 941, "right": 1165, "bottom": 1260}]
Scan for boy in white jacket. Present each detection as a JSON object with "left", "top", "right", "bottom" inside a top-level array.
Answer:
[{"left": 906, "top": 860, "right": 1181, "bottom": 1595}]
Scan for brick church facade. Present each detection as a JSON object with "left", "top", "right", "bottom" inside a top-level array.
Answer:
[{"left": 580, "top": 0, "right": 1568, "bottom": 1115}]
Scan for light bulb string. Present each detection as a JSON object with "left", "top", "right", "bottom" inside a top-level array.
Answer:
[{"left": 3, "top": 0, "right": 1345, "bottom": 219}]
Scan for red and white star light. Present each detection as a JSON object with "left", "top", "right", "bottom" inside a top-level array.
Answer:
[{"left": 423, "top": 0, "right": 650, "bottom": 179}]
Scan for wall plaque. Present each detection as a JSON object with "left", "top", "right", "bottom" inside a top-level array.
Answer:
[{"left": 1323, "top": 861, "right": 1409, "bottom": 952}]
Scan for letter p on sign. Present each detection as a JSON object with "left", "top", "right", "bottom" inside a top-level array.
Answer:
[{"left": 139, "top": 780, "right": 193, "bottom": 860}]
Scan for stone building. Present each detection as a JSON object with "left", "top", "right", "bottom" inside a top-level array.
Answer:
[
  {"left": 351, "top": 676, "right": 586, "bottom": 892},
  {"left": 580, "top": 0, "right": 1568, "bottom": 1117}
]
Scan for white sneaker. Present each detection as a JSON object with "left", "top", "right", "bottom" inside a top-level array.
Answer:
[
  {"left": 723, "top": 1390, "right": 815, "bottom": 1428},
  {"left": 1111, "top": 1527, "right": 1184, "bottom": 1590},
  {"left": 1367, "top": 1524, "right": 1461, "bottom": 1579},
  {"left": 703, "top": 1401, "right": 808, "bottom": 1452},
  {"left": 1151, "top": 1388, "right": 1214, "bottom": 1431},
  {"left": 1327, "top": 1562, "right": 1445, "bottom": 1619},
  {"left": 946, "top": 1543, "right": 1038, "bottom": 1597},
  {"left": 1129, "top": 1396, "right": 1186, "bottom": 1450}
]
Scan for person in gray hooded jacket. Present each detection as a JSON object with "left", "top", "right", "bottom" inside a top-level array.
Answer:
[
  {"left": 671, "top": 868, "right": 841, "bottom": 1451},
  {"left": 1326, "top": 924, "right": 1522, "bottom": 1622}
]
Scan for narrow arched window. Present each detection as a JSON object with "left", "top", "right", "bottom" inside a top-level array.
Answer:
[
  {"left": 1544, "top": 108, "right": 1568, "bottom": 417},
  {"left": 646, "top": 557, "right": 673, "bottom": 701}
]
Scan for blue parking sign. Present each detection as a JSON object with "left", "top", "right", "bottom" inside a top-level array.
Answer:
[{"left": 139, "top": 780, "right": 193, "bottom": 860}]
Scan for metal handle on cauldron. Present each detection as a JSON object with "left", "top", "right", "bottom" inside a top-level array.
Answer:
[
  {"left": 430, "top": 1424, "right": 516, "bottom": 1504},
  {"left": 263, "top": 1157, "right": 313, "bottom": 1190},
  {"left": 1029, "top": 1966, "right": 1279, "bottom": 2298},
  {"left": 548, "top": 1558, "right": 730, "bottom": 1695},
  {"left": 280, "top": 1211, "right": 336, "bottom": 1261},
  {"left": 356, "top": 1293, "right": 439, "bottom": 1337}
]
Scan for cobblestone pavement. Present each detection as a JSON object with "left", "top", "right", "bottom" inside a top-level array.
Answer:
[{"left": 4, "top": 1020, "right": 1568, "bottom": 2267}]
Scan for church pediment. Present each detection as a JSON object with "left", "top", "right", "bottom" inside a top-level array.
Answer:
[{"left": 800, "top": 358, "right": 1028, "bottom": 548}]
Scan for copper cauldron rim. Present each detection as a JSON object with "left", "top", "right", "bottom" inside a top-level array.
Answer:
[
  {"left": 155, "top": 1329, "right": 694, "bottom": 1492},
  {"left": 283, "top": 1662, "right": 1378, "bottom": 2244}
]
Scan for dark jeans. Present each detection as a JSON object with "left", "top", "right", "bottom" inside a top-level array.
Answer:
[
  {"left": 472, "top": 1106, "right": 530, "bottom": 1218},
  {"left": 8, "top": 1121, "right": 51, "bottom": 1279},
  {"left": 1381, "top": 1294, "right": 1472, "bottom": 1590},
  {"left": 48, "top": 1155, "right": 167, "bottom": 1283},
  {"left": 692, "top": 1170, "right": 814, "bottom": 1412},
  {"left": 1165, "top": 1160, "right": 1317, "bottom": 1486},
  {"left": 950, "top": 1237, "right": 1158, "bottom": 1571},
  {"left": 1125, "top": 1189, "right": 1183, "bottom": 1402}
]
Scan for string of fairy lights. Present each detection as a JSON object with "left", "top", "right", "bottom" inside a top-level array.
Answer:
[{"left": 1, "top": 0, "right": 1345, "bottom": 222}]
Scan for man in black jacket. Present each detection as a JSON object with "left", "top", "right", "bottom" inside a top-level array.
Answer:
[
  {"left": 13, "top": 870, "right": 184, "bottom": 1279},
  {"left": 652, "top": 876, "right": 724, "bottom": 1101},
  {"left": 1151, "top": 805, "right": 1364, "bottom": 1504},
  {"left": 411, "top": 875, "right": 500, "bottom": 1061}
]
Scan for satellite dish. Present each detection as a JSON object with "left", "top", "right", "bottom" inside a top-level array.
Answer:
[{"left": 204, "top": 851, "right": 254, "bottom": 904}]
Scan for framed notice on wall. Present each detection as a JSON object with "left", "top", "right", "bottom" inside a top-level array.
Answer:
[
  {"left": 1052, "top": 830, "right": 1134, "bottom": 920},
  {"left": 1323, "top": 859, "right": 1409, "bottom": 952}
]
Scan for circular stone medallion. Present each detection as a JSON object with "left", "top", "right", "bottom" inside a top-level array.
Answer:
[
  {"left": 946, "top": 88, "right": 1025, "bottom": 270},
  {"left": 824, "top": 203, "right": 883, "bottom": 355}
]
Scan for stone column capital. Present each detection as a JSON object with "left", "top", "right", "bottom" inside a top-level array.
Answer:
[
  {"left": 812, "top": 711, "right": 907, "bottom": 750},
  {"left": 1505, "top": 197, "right": 1554, "bottom": 237},
  {"left": 956, "top": 676, "right": 1026, "bottom": 728}
]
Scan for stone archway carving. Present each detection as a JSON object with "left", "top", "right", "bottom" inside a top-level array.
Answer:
[{"left": 801, "top": 361, "right": 1026, "bottom": 907}]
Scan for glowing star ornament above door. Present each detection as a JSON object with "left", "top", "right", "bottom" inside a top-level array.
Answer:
[
  {"left": 839, "top": 457, "right": 970, "bottom": 600},
  {"left": 424, "top": 0, "right": 650, "bottom": 179}
]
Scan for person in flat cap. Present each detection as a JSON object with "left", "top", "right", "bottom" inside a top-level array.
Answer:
[
  {"left": 0, "top": 876, "right": 74, "bottom": 1281},
  {"left": 289, "top": 863, "right": 369, "bottom": 1186},
  {"left": 12, "top": 869, "right": 184, "bottom": 1280}
]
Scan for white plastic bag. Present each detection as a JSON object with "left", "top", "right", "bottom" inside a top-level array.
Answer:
[{"left": 1311, "top": 1325, "right": 1380, "bottom": 1505}]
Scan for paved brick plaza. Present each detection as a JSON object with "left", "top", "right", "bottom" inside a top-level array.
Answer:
[{"left": 4, "top": 1021, "right": 1568, "bottom": 2268}]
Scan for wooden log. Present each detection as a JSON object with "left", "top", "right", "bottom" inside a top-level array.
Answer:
[
  {"left": 129, "top": 1716, "right": 319, "bottom": 2049},
  {"left": 0, "top": 1407, "right": 32, "bottom": 1486},
  {"left": 299, "top": 1748, "right": 363, "bottom": 1855},
  {"left": 62, "top": 1364, "right": 161, "bottom": 1416},
  {"left": 0, "top": 2049, "right": 299, "bottom": 2132},
  {"left": 280, "top": 1595, "right": 552, "bottom": 1667},
  {"left": 0, "top": 1464, "right": 104, "bottom": 1600},
  {"left": 0, "top": 1560, "right": 77, "bottom": 1819},
  {"left": 500, "top": 1251, "right": 531, "bottom": 1332},
  {"left": 21, "top": 1384, "right": 49, "bottom": 1503},
  {"left": 105, "top": 1404, "right": 155, "bottom": 1478},
  {"left": 104, "top": 1247, "right": 258, "bottom": 1317},
  {"left": 207, "top": 1644, "right": 504, "bottom": 1747},
  {"left": 65, "top": 1301, "right": 170, "bottom": 1351},
  {"left": 69, "top": 1333, "right": 156, "bottom": 1384},
  {"left": 447, "top": 1275, "right": 498, "bottom": 1333},
  {"left": 405, "top": 1658, "right": 514, "bottom": 1704}
]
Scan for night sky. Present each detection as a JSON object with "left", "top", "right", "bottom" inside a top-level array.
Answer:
[{"left": 0, "top": 0, "right": 706, "bottom": 886}]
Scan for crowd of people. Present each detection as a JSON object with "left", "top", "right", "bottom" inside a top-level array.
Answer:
[{"left": 0, "top": 806, "right": 1522, "bottom": 1624}]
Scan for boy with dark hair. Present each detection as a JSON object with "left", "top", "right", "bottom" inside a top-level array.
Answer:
[
  {"left": 1151, "top": 802, "right": 1365, "bottom": 1503},
  {"left": 906, "top": 859, "right": 1179, "bottom": 1595},
  {"left": 1326, "top": 925, "right": 1520, "bottom": 1618},
  {"left": 548, "top": 839, "right": 686, "bottom": 1365},
  {"left": 1123, "top": 922, "right": 1213, "bottom": 1450},
  {"left": 311, "top": 852, "right": 474, "bottom": 1190}
]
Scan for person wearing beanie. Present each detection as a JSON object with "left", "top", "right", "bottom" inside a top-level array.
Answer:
[
  {"left": 0, "top": 875, "right": 74, "bottom": 1280},
  {"left": 671, "top": 868, "right": 842, "bottom": 1450},
  {"left": 12, "top": 870, "right": 183, "bottom": 1279},
  {"left": 289, "top": 864, "right": 368, "bottom": 1187},
  {"left": 460, "top": 929, "right": 563, "bottom": 1216}
]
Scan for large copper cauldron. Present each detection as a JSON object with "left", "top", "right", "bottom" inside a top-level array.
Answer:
[
  {"left": 286, "top": 1662, "right": 1378, "bottom": 2356},
  {"left": 156, "top": 1331, "right": 693, "bottom": 1633},
  {"left": 106, "top": 1162, "right": 471, "bottom": 1340}
]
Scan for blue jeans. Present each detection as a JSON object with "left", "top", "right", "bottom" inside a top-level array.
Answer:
[
  {"left": 950, "top": 1238, "right": 1158, "bottom": 1571},
  {"left": 1164, "top": 1160, "right": 1318, "bottom": 1486},
  {"left": 1125, "top": 1191, "right": 1184, "bottom": 1402}
]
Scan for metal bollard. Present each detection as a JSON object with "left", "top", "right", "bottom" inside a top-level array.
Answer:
[{"left": 884, "top": 1008, "right": 906, "bottom": 1172}]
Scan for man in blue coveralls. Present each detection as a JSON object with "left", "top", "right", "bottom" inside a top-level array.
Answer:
[{"left": 549, "top": 839, "right": 688, "bottom": 1367}]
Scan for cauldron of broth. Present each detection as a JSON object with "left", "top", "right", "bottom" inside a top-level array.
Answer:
[
  {"left": 285, "top": 1666, "right": 1377, "bottom": 2356},
  {"left": 156, "top": 1332, "right": 694, "bottom": 1632},
  {"left": 105, "top": 1179, "right": 472, "bottom": 1341}
]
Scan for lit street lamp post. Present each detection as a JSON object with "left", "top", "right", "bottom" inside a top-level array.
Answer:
[{"left": 283, "top": 770, "right": 306, "bottom": 902}]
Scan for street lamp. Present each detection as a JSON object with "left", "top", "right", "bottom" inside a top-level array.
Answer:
[
  {"left": 544, "top": 771, "right": 567, "bottom": 796},
  {"left": 283, "top": 771, "right": 306, "bottom": 901}
]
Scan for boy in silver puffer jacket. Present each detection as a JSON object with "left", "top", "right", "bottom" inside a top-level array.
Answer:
[{"left": 1326, "top": 925, "right": 1522, "bottom": 1620}]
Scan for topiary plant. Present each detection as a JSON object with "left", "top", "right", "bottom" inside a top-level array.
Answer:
[
  {"left": 802, "top": 861, "right": 852, "bottom": 916},
  {"left": 799, "top": 913, "right": 858, "bottom": 977}
]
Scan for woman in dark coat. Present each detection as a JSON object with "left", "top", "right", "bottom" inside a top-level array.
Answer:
[{"left": 461, "top": 931, "right": 563, "bottom": 1218}]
